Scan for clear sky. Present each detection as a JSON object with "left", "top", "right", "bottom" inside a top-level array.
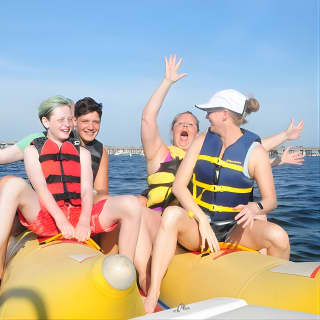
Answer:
[{"left": 0, "top": 0, "right": 319, "bottom": 147}]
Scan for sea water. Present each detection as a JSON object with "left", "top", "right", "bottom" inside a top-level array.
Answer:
[{"left": 0, "top": 155, "right": 319, "bottom": 262}]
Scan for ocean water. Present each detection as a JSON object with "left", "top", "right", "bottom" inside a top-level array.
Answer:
[{"left": 0, "top": 155, "right": 319, "bottom": 262}]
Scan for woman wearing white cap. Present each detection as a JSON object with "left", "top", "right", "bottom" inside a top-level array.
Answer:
[
  {"left": 144, "top": 88, "right": 291, "bottom": 313},
  {"left": 141, "top": 56, "right": 303, "bottom": 215}
]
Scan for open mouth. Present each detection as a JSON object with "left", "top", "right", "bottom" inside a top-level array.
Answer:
[{"left": 181, "top": 130, "right": 188, "bottom": 137}]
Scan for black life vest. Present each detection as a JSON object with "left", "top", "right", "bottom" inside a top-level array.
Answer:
[
  {"left": 84, "top": 140, "right": 103, "bottom": 181},
  {"left": 71, "top": 130, "right": 103, "bottom": 181},
  {"left": 32, "top": 137, "right": 81, "bottom": 206}
]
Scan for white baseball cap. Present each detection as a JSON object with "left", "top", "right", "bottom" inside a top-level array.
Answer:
[{"left": 195, "top": 89, "right": 247, "bottom": 114}]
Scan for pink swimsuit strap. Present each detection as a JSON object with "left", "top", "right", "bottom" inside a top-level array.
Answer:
[{"left": 164, "top": 151, "right": 173, "bottom": 162}]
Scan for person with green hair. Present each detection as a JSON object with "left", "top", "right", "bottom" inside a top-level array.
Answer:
[
  {"left": 0, "top": 96, "right": 143, "bottom": 280},
  {"left": 0, "top": 95, "right": 109, "bottom": 201}
]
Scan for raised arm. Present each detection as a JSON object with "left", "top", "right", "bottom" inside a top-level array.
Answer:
[
  {"left": 172, "top": 133, "right": 220, "bottom": 253},
  {"left": 141, "top": 55, "right": 187, "bottom": 174},
  {"left": 93, "top": 147, "right": 109, "bottom": 196},
  {"left": 74, "top": 147, "right": 93, "bottom": 242},
  {"left": 261, "top": 118, "right": 304, "bottom": 151},
  {"left": 24, "top": 145, "right": 74, "bottom": 238}
]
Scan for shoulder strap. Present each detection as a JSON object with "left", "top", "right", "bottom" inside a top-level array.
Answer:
[
  {"left": 67, "top": 138, "right": 81, "bottom": 154},
  {"left": 168, "top": 145, "right": 185, "bottom": 160},
  {"left": 32, "top": 137, "right": 47, "bottom": 155}
]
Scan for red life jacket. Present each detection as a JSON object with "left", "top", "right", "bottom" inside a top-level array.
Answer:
[{"left": 32, "top": 137, "right": 81, "bottom": 206}]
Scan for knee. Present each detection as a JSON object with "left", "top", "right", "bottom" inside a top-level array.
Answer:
[
  {"left": 0, "top": 176, "right": 16, "bottom": 188},
  {"left": 0, "top": 177, "right": 27, "bottom": 195},
  {"left": 161, "top": 206, "right": 184, "bottom": 231},
  {"left": 0, "top": 176, "right": 22, "bottom": 192},
  {"left": 137, "top": 195, "right": 147, "bottom": 207},
  {"left": 267, "top": 223, "right": 290, "bottom": 250},
  {"left": 119, "top": 195, "right": 142, "bottom": 219}
]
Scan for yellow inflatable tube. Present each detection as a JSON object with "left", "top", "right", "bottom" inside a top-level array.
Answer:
[
  {"left": 0, "top": 237, "right": 145, "bottom": 319},
  {"left": 160, "top": 245, "right": 320, "bottom": 315}
]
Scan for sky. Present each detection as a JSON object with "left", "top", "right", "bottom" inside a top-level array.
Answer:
[{"left": 0, "top": 0, "right": 319, "bottom": 147}]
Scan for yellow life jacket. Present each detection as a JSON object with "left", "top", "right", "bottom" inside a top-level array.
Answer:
[{"left": 145, "top": 146, "right": 185, "bottom": 210}]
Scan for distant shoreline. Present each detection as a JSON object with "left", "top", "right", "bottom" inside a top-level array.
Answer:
[{"left": 0, "top": 142, "right": 319, "bottom": 157}]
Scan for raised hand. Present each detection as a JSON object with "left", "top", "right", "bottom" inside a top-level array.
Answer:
[
  {"left": 164, "top": 55, "right": 188, "bottom": 84},
  {"left": 285, "top": 118, "right": 304, "bottom": 141},
  {"left": 280, "top": 147, "right": 304, "bottom": 165}
]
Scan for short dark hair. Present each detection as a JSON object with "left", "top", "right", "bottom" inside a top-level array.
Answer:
[{"left": 74, "top": 97, "right": 103, "bottom": 119}]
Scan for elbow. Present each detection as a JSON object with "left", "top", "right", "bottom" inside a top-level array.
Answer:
[
  {"left": 171, "top": 181, "right": 179, "bottom": 198},
  {"left": 172, "top": 180, "right": 184, "bottom": 201},
  {"left": 271, "top": 198, "right": 277, "bottom": 211},
  {"left": 141, "top": 115, "right": 152, "bottom": 127}
]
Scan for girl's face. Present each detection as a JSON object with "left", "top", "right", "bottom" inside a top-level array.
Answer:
[{"left": 42, "top": 105, "right": 73, "bottom": 144}]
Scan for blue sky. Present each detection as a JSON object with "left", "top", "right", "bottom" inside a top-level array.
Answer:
[{"left": 0, "top": 1, "right": 319, "bottom": 147}]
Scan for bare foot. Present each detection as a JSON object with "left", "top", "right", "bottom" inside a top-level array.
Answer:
[
  {"left": 259, "top": 248, "right": 267, "bottom": 255},
  {"left": 144, "top": 292, "right": 159, "bottom": 314}
]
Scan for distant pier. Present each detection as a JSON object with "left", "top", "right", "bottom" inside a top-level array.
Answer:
[
  {"left": 105, "top": 146, "right": 144, "bottom": 156},
  {"left": 0, "top": 142, "right": 16, "bottom": 149},
  {"left": 106, "top": 145, "right": 320, "bottom": 157},
  {"left": 270, "top": 146, "right": 320, "bottom": 157},
  {"left": 1, "top": 142, "right": 319, "bottom": 157}
]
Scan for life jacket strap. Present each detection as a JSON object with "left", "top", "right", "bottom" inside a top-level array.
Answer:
[
  {"left": 194, "top": 197, "right": 240, "bottom": 213},
  {"left": 46, "top": 175, "right": 81, "bottom": 184},
  {"left": 39, "top": 153, "right": 80, "bottom": 163},
  {"left": 198, "top": 155, "right": 243, "bottom": 172},
  {"left": 147, "top": 182, "right": 173, "bottom": 188},
  {"left": 192, "top": 177, "right": 252, "bottom": 194},
  {"left": 53, "top": 192, "right": 81, "bottom": 202}
]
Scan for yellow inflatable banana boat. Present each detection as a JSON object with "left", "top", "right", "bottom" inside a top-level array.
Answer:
[
  {"left": 0, "top": 234, "right": 145, "bottom": 319},
  {"left": 159, "top": 243, "right": 320, "bottom": 315}
]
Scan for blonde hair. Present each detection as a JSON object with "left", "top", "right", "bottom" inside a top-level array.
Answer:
[{"left": 229, "top": 98, "right": 260, "bottom": 126}]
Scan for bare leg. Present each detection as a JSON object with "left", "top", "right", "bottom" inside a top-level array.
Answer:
[
  {"left": 0, "top": 177, "right": 40, "bottom": 278},
  {"left": 0, "top": 176, "right": 15, "bottom": 189},
  {"left": 134, "top": 208, "right": 161, "bottom": 294},
  {"left": 98, "top": 195, "right": 142, "bottom": 261},
  {"left": 92, "top": 193, "right": 119, "bottom": 255},
  {"left": 99, "top": 225, "right": 120, "bottom": 255},
  {"left": 144, "top": 206, "right": 201, "bottom": 313},
  {"left": 95, "top": 195, "right": 148, "bottom": 256},
  {"left": 0, "top": 176, "right": 28, "bottom": 237},
  {"left": 228, "top": 219, "right": 290, "bottom": 259}
]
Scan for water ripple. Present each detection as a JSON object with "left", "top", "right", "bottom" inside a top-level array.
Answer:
[{"left": 0, "top": 156, "right": 319, "bottom": 262}]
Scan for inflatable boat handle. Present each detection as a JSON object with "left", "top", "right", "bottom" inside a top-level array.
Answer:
[{"left": 39, "top": 233, "right": 102, "bottom": 252}]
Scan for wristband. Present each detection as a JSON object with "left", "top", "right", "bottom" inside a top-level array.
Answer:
[
  {"left": 188, "top": 211, "right": 195, "bottom": 218},
  {"left": 256, "top": 202, "right": 264, "bottom": 210}
]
